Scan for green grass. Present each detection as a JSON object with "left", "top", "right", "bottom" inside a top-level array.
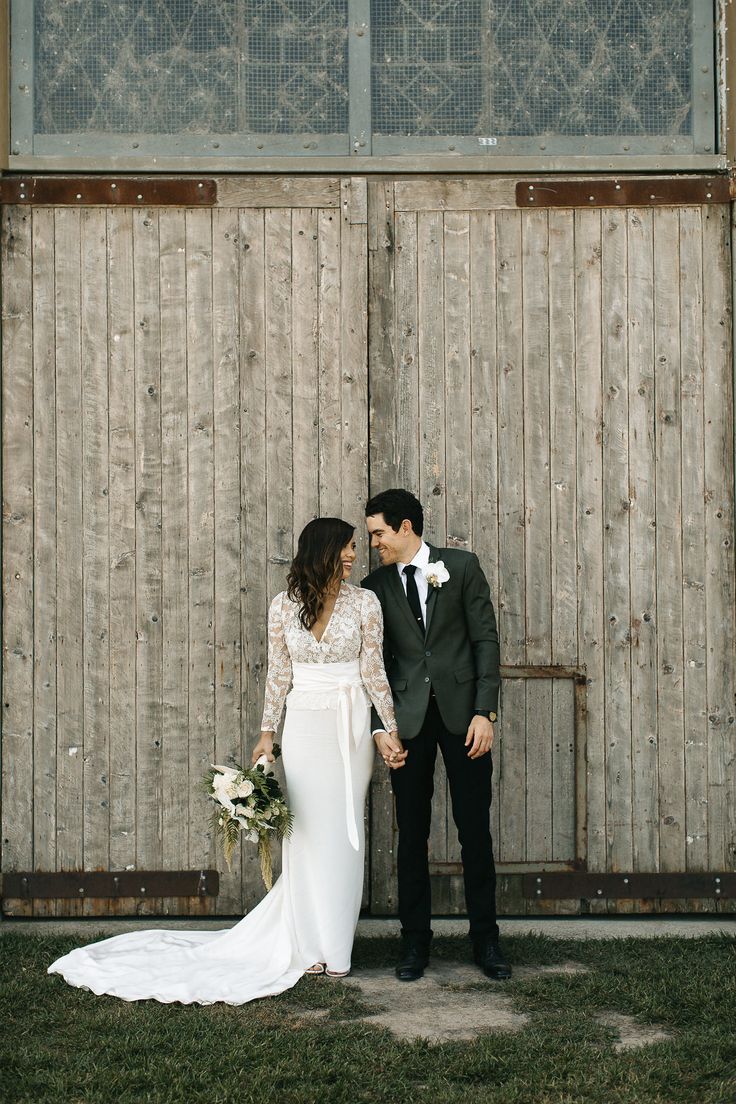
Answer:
[{"left": 1, "top": 931, "right": 735, "bottom": 1104}]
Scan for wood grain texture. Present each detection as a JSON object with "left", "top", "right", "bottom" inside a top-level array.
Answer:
[
  {"left": 159, "top": 208, "right": 190, "bottom": 915},
  {"left": 627, "top": 208, "right": 659, "bottom": 873},
  {"left": 1, "top": 207, "right": 34, "bottom": 916},
  {"left": 54, "top": 208, "right": 84, "bottom": 919},
  {"left": 81, "top": 208, "right": 111, "bottom": 917},
  {"left": 31, "top": 207, "right": 58, "bottom": 915},
  {"left": 212, "top": 207, "right": 244, "bottom": 913}
]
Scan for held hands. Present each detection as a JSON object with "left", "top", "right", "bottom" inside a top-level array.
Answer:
[
  {"left": 465, "top": 715, "right": 494, "bottom": 759},
  {"left": 374, "top": 730, "right": 408, "bottom": 770},
  {"left": 252, "top": 731, "right": 276, "bottom": 765}
]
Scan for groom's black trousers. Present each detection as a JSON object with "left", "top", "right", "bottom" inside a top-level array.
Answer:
[{"left": 390, "top": 696, "right": 499, "bottom": 948}]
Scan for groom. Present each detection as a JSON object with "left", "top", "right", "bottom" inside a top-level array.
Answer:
[{"left": 362, "top": 488, "right": 510, "bottom": 981}]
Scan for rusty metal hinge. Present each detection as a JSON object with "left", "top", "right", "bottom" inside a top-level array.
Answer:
[
  {"left": 0, "top": 177, "right": 217, "bottom": 206},
  {"left": 516, "top": 176, "right": 729, "bottom": 209},
  {"left": 1, "top": 869, "right": 219, "bottom": 899}
]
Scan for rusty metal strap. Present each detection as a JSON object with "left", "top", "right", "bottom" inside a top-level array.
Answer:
[
  {"left": 524, "top": 872, "right": 735, "bottom": 899},
  {"left": 2, "top": 869, "right": 219, "bottom": 899},
  {"left": 0, "top": 177, "right": 217, "bottom": 206},
  {"left": 516, "top": 177, "right": 730, "bottom": 208}
]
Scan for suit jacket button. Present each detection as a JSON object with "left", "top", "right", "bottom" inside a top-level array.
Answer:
[
  {"left": 424, "top": 676, "right": 430, "bottom": 683},
  {"left": 425, "top": 650, "right": 431, "bottom": 657}
]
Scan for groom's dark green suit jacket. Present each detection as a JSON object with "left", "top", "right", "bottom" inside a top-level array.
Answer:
[{"left": 361, "top": 546, "right": 501, "bottom": 741}]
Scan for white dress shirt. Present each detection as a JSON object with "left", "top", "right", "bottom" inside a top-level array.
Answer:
[{"left": 397, "top": 541, "right": 431, "bottom": 626}]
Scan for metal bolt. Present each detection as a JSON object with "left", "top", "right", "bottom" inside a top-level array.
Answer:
[
  {"left": 76, "top": 193, "right": 82, "bottom": 199},
  {"left": 589, "top": 195, "right": 595, "bottom": 201},
  {"left": 140, "top": 886, "right": 146, "bottom": 894},
  {"left": 111, "top": 183, "right": 117, "bottom": 189},
  {"left": 137, "top": 194, "right": 143, "bottom": 201},
  {"left": 596, "top": 889, "right": 603, "bottom": 895}
]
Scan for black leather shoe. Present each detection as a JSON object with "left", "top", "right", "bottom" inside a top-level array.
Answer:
[
  {"left": 474, "top": 940, "right": 512, "bottom": 980},
  {"left": 395, "top": 944, "right": 429, "bottom": 982}
]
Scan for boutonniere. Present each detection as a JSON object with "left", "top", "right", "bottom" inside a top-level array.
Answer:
[{"left": 423, "top": 560, "right": 450, "bottom": 588}]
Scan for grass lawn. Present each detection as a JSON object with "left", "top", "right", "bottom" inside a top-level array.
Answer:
[{"left": 1, "top": 930, "right": 735, "bottom": 1104}]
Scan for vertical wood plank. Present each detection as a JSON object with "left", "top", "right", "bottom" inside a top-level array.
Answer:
[
  {"left": 548, "top": 210, "right": 577, "bottom": 862},
  {"left": 212, "top": 207, "right": 243, "bottom": 914},
  {"left": 522, "top": 210, "right": 552, "bottom": 862},
  {"left": 367, "top": 181, "right": 398, "bottom": 914},
  {"left": 394, "top": 210, "right": 420, "bottom": 494},
  {"left": 416, "top": 209, "right": 449, "bottom": 904},
  {"left": 107, "top": 207, "right": 137, "bottom": 911},
  {"left": 443, "top": 210, "right": 471, "bottom": 906},
  {"left": 653, "top": 208, "right": 686, "bottom": 873},
  {"left": 1, "top": 206, "right": 34, "bottom": 912},
  {"left": 240, "top": 208, "right": 269, "bottom": 909},
  {"left": 495, "top": 210, "right": 526, "bottom": 862},
  {"left": 679, "top": 207, "right": 709, "bottom": 873},
  {"left": 341, "top": 209, "right": 369, "bottom": 573},
  {"left": 417, "top": 211, "right": 446, "bottom": 547},
  {"left": 263, "top": 208, "right": 293, "bottom": 895},
  {"left": 444, "top": 212, "right": 472, "bottom": 549},
  {"left": 574, "top": 209, "right": 606, "bottom": 873},
  {"left": 601, "top": 208, "right": 632, "bottom": 874},
  {"left": 81, "top": 208, "right": 110, "bottom": 916},
  {"left": 469, "top": 211, "right": 502, "bottom": 856},
  {"left": 292, "top": 209, "right": 319, "bottom": 539},
  {"left": 159, "top": 208, "right": 190, "bottom": 914},
  {"left": 704, "top": 205, "right": 736, "bottom": 873},
  {"left": 367, "top": 181, "right": 397, "bottom": 502},
  {"left": 627, "top": 208, "right": 659, "bottom": 873},
  {"left": 55, "top": 207, "right": 84, "bottom": 914},
  {"left": 318, "top": 208, "right": 342, "bottom": 519},
  {"left": 133, "top": 209, "right": 163, "bottom": 914},
  {"left": 31, "top": 208, "right": 57, "bottom": 915},
  {"left": 186, "top": 208, "right": 216, "bottom": 911}
]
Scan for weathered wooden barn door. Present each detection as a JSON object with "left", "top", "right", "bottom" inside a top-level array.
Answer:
[
  {"left": 367, "top": 179, "right": 735, "bottom": 914},
  {"left": 1, "top": 177, "right": 369, "bottom": 916}
]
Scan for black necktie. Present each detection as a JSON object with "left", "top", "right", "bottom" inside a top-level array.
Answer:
[{"left": 403, "top": 565, "right": 424, "bottom": 630}]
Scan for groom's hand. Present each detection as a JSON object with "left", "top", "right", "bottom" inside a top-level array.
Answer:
[
  {"left": 374, "top": 730, "right": 408, "bottom": 769},
  {"left": 465, "top": 716, "right": 494, "bottom": 759}
]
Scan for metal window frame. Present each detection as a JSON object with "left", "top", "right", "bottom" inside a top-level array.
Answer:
[{"left": 5, "top": 0, "right": 723, "bottom": 171}]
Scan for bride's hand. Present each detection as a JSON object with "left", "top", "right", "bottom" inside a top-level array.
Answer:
[
  {"left": 374, "top": 730, "right": 407, "bottom": 769},
  {"left": 251, "top": 731, "right": 276, "bottom": 765}
]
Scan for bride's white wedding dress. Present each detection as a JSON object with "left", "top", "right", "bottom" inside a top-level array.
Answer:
[{"left": 48, "top": 583, "right": 396, "bottom": 1004}]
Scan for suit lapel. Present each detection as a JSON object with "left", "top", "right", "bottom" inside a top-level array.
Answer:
[
  {"left": 423, "top": 544, "right": 441, "bottom": 636},
  {"left": 385, "top": 564, "right": 425, "bottom": 641}
]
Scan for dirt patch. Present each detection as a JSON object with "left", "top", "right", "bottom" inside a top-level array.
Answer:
[
  {"left": 595, "top": 1011, "right": 673, "bottom": 1052},
  {"left": 343, "top": 961, "right": 588, "bottom": 1043}
]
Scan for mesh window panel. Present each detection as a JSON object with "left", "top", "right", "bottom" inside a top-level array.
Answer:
[
  {"left": 33, "top": 0, "right": 349, "bottom": 136},
  {"left": 371, "top": 0, "right": 693, "bottom": 138}
]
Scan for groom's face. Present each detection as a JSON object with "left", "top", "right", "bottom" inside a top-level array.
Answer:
[{"left": 366, "top": 513, "right": 412, "bottom": 565}]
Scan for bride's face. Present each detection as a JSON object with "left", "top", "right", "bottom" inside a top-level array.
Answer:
[{"left": 339, "top": 537, "right": 357, "bottom": 580}]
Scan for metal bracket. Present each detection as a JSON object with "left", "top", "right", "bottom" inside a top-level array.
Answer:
[
  {"left": 516, "top": 176, "right": 730, "bottom": 208},
  {"left": 0, "top": 177, "right": 217, "bottom": 206},
  {"left": 523, "top": 872, "right": 736, "bottom": 899},
  {"left": 1, "top": 870, "right": 219, "bottom": 899}
]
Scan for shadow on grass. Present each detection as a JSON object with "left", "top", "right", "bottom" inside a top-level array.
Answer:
[{"left": 1, "top": 931, "right": 735, "bottom": 1104}]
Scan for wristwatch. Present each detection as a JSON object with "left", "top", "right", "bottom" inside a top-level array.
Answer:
[{"left": 475, "top": 710, "right": 497, "bottom": 722}]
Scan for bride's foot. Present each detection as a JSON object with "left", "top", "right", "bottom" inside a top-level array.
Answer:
[
  {"left": 305, "top": 962, "right": 326, "bottom": 975},
  {"left": 325, "top": 967, "right": 350, "bottom": 978}
]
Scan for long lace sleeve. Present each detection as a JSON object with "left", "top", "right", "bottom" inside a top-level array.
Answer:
[
  {"left": 260, "top": 592, "right": 292, "bottom": 732},
  {"left": 359, "top": 589, "right": 397, "bottom": 733}
]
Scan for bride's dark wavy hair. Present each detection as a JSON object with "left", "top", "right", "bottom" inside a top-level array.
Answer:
[{"left": 287, "top": 518, "right": 355, "bottom": 631}]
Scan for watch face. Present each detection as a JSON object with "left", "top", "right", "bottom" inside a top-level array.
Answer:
[{"left": 489, "top": 712, "right": 497, "bottom": 722}]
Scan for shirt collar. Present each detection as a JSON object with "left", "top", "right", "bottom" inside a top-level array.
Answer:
[{"left": 397, "top": 540, "right": 431, "bottom": 575}]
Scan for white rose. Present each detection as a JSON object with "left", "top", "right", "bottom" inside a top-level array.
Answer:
[{"left": 236, "top": 779, "right": 254, "bottom": 798}]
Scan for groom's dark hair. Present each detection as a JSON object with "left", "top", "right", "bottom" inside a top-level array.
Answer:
[{"left": 365, "top": 488, "right": 424, "bottom": 536}]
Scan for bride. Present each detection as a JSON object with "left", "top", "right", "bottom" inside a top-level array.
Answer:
[{"left": 48, "top": 518, "right": 400, "bottom": 1004}]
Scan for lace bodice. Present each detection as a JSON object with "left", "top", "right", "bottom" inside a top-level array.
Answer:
[{"left": 260, "top": 584, "right": 396, "bottom": 734}]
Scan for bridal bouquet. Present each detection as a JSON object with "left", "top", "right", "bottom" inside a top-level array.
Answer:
[{"left": 203, "top": 747, "right": 293, "bottom": 890}]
